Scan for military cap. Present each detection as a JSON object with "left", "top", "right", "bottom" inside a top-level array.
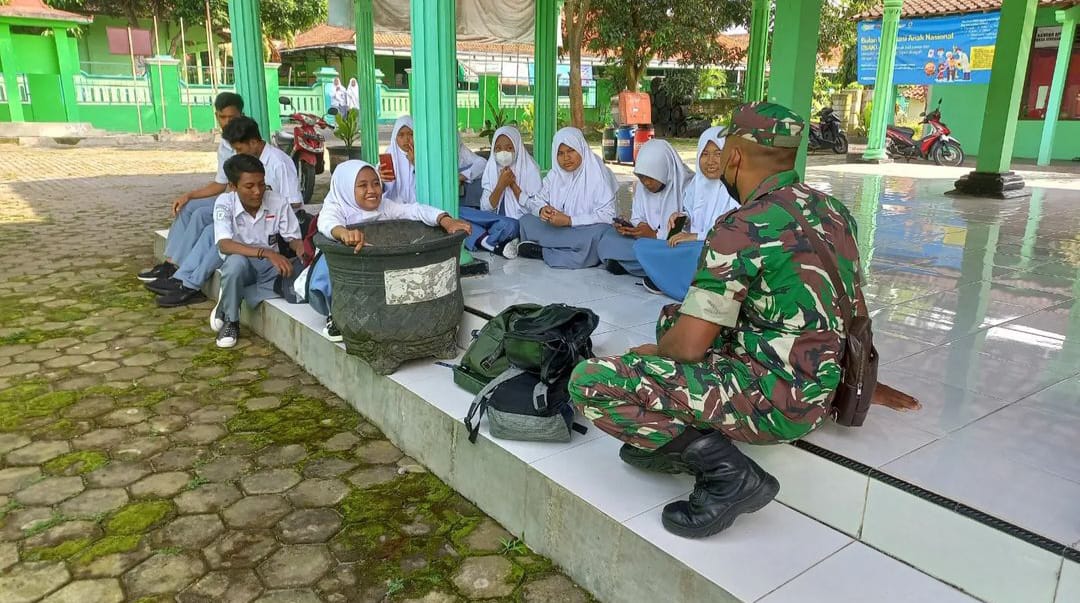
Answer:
[{"left": 726, "top": 101, "right": 805, "bottom": 148}]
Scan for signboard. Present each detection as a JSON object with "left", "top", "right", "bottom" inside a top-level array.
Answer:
[{"left": 857, "top": 12, "right": 1000, "bottom": 85}]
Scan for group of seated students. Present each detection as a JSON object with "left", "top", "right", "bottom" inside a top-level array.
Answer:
[{"left": 137, "top": 92, "right": 738, "bottom": 349}]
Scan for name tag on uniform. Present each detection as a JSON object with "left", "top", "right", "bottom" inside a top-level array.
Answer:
[{"left": 268, "top": 234, "right": 279, "bottom": 246}]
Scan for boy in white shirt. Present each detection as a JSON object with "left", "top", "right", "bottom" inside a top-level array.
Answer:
[
  {"left": 154, "top": 116, "right": 304, "bottom": 307},
  {"left": 309, "top": 159, "right": 470, "bottom": 341},
  {"left": 138, "top": 92, "right": 243, "bottom": 283},
  {"left": 211, "top": 154, "right": 307, "bottom": 348}
]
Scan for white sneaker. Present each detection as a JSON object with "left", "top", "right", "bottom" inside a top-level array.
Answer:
[
  {"left": 501, "top": 238, "right": 520, "bottom": 260},
  {"left": 210, "top": 298, "right": 224, "bottom": 332}
]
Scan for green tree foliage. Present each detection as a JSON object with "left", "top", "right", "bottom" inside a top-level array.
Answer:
[
  {"left": 582, "top": 0, "right": 749, "bottom": 92},
  {"left": 818, "top": 0, "right": 877, "bottom": 86}
]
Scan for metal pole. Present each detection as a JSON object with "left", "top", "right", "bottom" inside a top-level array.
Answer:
[
  {"left": 204, "top": 0, "right": 218, "bottom": 95},
  {"left": 153, "top": 12, "right": 168, "bottom": 131},
  {"left": 127, "top": 26, "right": 144, "bottom": 134},
  {"left": 180, "top": 17, "right": 194, "bottom": 131}
]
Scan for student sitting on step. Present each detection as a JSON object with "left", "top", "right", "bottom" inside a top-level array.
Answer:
[
  {"left": 308, "top": 160, "right": 471, "bottom": 342},
  {"left": 517, "top": 127, "right": 618, "bottom": 269},
  {"left": 137, "top": 92, "right": 243, "bottom": 284},
  {"left": 211, "top": 154, "right": 307, "bottom": 349},
  {"left": 597, "top": 138, "right": 692, "bottom": 277},
  {"left": 458, "top": 134, "right": 488, "bottom": 208},
  {"left": 460, "top": 126, "right": 541, "bottom": 260},
  {"left": 635, "top": 126, "right": 737, "bottom": 299},
  {"left": 380, "top": 116, "right": 417, "bottom": 204},
  {"left": 149, "top": 116, "right": 304, "bottom": 308}
]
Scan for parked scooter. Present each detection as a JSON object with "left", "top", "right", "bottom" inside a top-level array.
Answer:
[
  {"left": 885, "top": 99, "right": 964, "bottom": 167},
  {"left": 273, "top": 97, "right": 335, "bottom": 203},
  {"left": 807, "top": 106, "right": 848, "bottom": 154}
]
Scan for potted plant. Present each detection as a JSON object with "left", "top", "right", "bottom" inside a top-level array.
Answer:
[{"left": 328, "top": 108, "right": 362, "bottom": 173}]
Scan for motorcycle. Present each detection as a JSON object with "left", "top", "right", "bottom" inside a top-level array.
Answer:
[
  {"left": 273, "top": 96, "right": 335, "bottom": 203},
  {"left": 807, "top": 106, "right": 848, "bottom": 154},
  {"left": 885, "top": 99, "right": 964, "bottom": 167}
]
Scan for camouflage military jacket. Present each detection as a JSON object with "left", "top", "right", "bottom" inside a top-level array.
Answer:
[{"left": 680, "top": 170, "right": 865, "bottom": 440}]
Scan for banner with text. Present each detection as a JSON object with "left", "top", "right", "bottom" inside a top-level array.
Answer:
[{"left": 857, "top": 12, "right": 1000, "bottom": 85}]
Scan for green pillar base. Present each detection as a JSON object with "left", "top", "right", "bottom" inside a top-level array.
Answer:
[{"left": 948, "top": 171, "right": 1030, "bottom": 199}]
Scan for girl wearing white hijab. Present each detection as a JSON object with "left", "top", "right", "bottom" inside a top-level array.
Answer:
[
  {"left": 597, "top": 139, "right": 691, "bottom": 277},
  {"left": 330, "top": 77, "right": 349, "bottom": 117},
  {"left": 380, "top": 116, "right": 417, "bottom": 204},
  {"left": 459, "top": 126, "right": 541, "bottom": 258},
  {"left": 635, "top": 126, "right": 737, "bottom": 300},
  {"left": 308, "top": 160, "right": 470, "bottom": 341},
  {"left": 457, "top": 134, "right": 487, "bottom": 207},
  {"left": 518, "top": 127, "right": 618, "bottom": 269},
  {"left": 346, "top": 78, "right": 360, "bottom": 111}
]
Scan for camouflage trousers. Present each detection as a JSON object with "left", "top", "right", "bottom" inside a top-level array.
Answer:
[{"left": 569, "top": 304, "right": 784, "bottom": 449}]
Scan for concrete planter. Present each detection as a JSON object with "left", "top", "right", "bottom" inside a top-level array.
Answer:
[
  {"left": 328, "top": 145, "right": 363, "bottom": 173},
  {"left": 314, "top": 220, "right": 465, "bottom": 374}
]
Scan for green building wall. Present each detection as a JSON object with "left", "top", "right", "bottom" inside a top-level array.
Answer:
[{"left": 929, "top": 7, "right": 1078, "bottom": 161}]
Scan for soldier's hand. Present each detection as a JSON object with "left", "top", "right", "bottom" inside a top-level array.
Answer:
[
  {"left": 871, "top": 383, "right": 922, "bottom": 412},
  {"left": 630, "top": 343, "right": 659, "bottom": 356}
]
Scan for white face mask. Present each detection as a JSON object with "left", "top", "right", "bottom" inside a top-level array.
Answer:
[{"left": 494, "top": 151, "right": 515, "bottom": 167}]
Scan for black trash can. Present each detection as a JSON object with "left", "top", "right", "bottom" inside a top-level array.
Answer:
[{"left": 314, "top": 220, "right": 466, "bottom": 375}]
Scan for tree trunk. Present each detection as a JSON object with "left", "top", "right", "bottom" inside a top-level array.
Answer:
[{"left": 564, "top": 0, "right": 590, "bottom": 130}]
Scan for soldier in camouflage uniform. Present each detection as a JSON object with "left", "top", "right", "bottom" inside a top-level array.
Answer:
[{"left": 569, "top": 102, "right": 868, "bottom": 539}]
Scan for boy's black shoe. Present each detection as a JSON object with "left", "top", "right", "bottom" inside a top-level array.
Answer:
[
  {"left": 145, "top": 277, "right": 183, "bottom": 296},
  {"left": 156, "top": 286, "right": 207, "bottom": 308},
  {"left": 323, "top": 315, "right": 343, "bottom": 343},
  {"left": 605, "top": 260, "right": 628, "bottom": 275},
  {"left": 137, "top": 262, "right": 175, "bottom": 283},
  {"left": 216, "top": 321, "right": 240, "bottom": 349},
  {"left": 517, "top": 241, "right": 543, "bottom": 260},
  {"left": 641, "top": 277, "right": 663, "bottom": 295}
]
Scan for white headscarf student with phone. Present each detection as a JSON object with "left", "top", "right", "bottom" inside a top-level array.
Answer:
[
  {"left": 597, "top": 138, "right": 691, "bottom": 277},
  {"left": 634, "top": 126, "right": 737, "bottom": 300},
  {"left": 517, "top": 127, "right": 618, "bottom": 269},
  {"left": 458, "top": 125, "right": 542, "bottom": 259},
  {"left": 381, "top": 116, "right": 417, "bottom": 204}
]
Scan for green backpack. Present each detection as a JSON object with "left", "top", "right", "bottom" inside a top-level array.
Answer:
[{"left": 454, "top": 303, "right": 599, "bottom": 394}]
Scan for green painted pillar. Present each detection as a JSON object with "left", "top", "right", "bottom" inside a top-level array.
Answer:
[
  {"left": 355, "top": 0, "right": 380, "bottom": 164},
  {"left": 0, "top": 24, "right": 24, "bottom": 122},
  {"left": 953, "top": 0, "right": 1038, "bottom": 198},
  {"left": 478, "top": 73, "right": 501, "bottom": 130},
  {"left": 1037, "top": 6, "right": 1079, "bottom": 166},
  {"left": 228, "top": 0, "right": 270, "bottom": 138},
  {"left": 534, "top": 0, "right": 558, "bottom": 170},
  {"left": 147, "top": 56, "right": 183, "bottom": 131},
  {"left": 769, "top": 0, "right": 823, "bottom": 175},
  {"left": 265, "top": 62, "right": 282, "bottom": 135},
  {"left": 409, "top": 0, "right": 458, "bottom": 215},
  {"left": 744, "top": 0, "right": 771, "bottom": 103},
  {"left": 52, "top": 27, "right": 81, "bottom": 122},
  {"left": 863, "top": 0, "right": 903, "bottom": 162}
]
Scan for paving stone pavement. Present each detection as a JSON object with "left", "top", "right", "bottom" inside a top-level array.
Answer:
[{"left": 0, "top": 145, "right": 593, "bottom": 602}]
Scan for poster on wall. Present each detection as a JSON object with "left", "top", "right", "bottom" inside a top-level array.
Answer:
[{"left": 857, "top": 12, "right": 1000, "bottom": 85}]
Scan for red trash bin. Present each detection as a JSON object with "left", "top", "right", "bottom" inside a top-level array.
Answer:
[{"left": 632, "top": 125, "right": 655, "bottom": 163}]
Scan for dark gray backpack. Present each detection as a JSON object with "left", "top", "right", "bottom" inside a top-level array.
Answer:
[{"left": 464, "top": 368, "right": 587, "bottom": 443}]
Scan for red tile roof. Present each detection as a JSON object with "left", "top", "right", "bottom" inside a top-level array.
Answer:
[
  {"left": 0, "top": 0, "right": 92, "bottom": 23},
  {"left": 859, "top": 0, "right": 1076, "bottom": 19}
]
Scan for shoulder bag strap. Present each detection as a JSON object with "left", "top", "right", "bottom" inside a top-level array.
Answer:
[{"left": 775, "top": 198, "right": 855, "bottom": 325}]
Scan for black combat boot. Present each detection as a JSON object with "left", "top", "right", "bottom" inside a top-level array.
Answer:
[
  {"left": 661, "top": 432, "right": 779, "bottom": 538},
  {"left": 618, "top": 428, "right": 708, "bottom": 474}
]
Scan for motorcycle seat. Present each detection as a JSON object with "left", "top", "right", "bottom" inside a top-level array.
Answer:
[{"left": 892, "top": 126, "right": 915, "bottom": 136}]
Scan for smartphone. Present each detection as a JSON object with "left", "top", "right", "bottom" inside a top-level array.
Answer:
[
  {"left": 667, "top": 215, "right": 688, "bottom": 240},
  {"left": 378, "top": 153, "right": 394, "bottom": 179},
  {"left": 613, "top": 217, "right": 633, "bottom": 228}
]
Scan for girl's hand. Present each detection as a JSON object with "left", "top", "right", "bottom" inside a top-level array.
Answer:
[
  {"left": 668, "top": 232, "right": 697, "bottom": 247},
  {"left": 338, "top": 228, "right": 366, "bottom": 254},
  {"left": 667, "top": 212, "right": 687, "bottom": 232},
  {"left": 440, "top": 216, "right": 472, "bottom": 235},
  {"left": 379, "top": 163, "right": 396, "bottom": 183}
]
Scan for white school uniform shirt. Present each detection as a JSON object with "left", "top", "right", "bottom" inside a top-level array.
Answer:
[
  {"left": 259, "top": 144, "right": 303, "bottom": 206},
  {"left": 630, "top": 139, "right": 692, "bottom": 239},
  {"left": 458, "top": 140, "right": 487, "bottom": 183},
  {"left": 213, "top": 139, "right": 236, "bottom": 185},
  {"left": 317, "top": 159, "right": 446, "bottom": 239},
  {"left": 524, "top": 127, "right": 617, "bottom": 226},
  {"left": 213, "top": 190, "right": 301, "bottom": 254}
]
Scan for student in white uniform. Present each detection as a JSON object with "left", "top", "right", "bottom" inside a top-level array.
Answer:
[
  {"left": 211, "top": 154, "right": 307, "bottom": 348},
  {"left": 635, "top": 126, "right": 737, "bottom": 300},
  {"left": 517, "top": 127, "right": 618, "bottom": 269},
  {"left": 597, "top": 139, "right": 692, "bottom": 277},
  {"left": 460, "top": 125, "right": 540, "bottom": 259},
  {"left": 458, "top": 134, "right": 488, "bottom": 208},
  {"left": 152, "top": 116, "right": 303, "bottom": 307},
  {"left": 308, "top": 160, "right": 471, "bottom": 341},
  {"left": 380, "top": 116, "right": 417, "bottom": 204},
  {"left": 138, "top": 92, "right": 243, "bottom": 283}
]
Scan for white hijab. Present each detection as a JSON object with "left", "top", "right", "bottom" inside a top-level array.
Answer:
[
  {"left": 384, "top": 116, "right": 416, "bottom": 204},
  {"left": 319, "top": 160, "right": 382, "bottom": 233},
  {"left": 631, "top": 139, "right": 691, "bottom": 238},
  {"left": 537, "top": 127, "right": 617, "bottom": 217},
  {"left": 683, "top": 126, "right": 737, "bottom": 238},
  {"left": 346, "top": 78, "right": 359, "bottom": 110},
  {"left": 480, "top": 126, "right": 542, "bottom": 219}
]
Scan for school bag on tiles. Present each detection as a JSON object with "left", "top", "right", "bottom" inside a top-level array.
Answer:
[
  {"left": 454, "top": 303, "right": 543, "bottom": 394},
  {"left": 464, "top": 368, "right": 588, "bottom": 443}
]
